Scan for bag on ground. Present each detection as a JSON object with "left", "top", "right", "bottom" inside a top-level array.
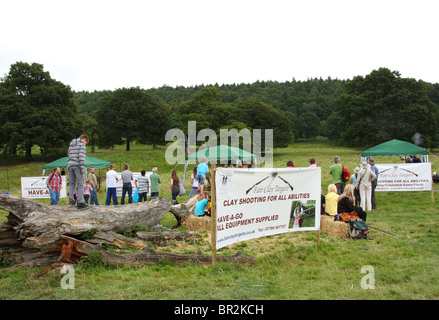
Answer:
[{"left": 348, "top": 219, "right": 370, "bottom": 239}]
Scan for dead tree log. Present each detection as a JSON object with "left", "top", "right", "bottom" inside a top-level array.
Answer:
[
  {"left": 169, "top": 195, "right": 199, "bottom": 227},
  {"left": 63, "top": 235, "right": 256, "bottom": 266},
  {"left": 0, "top": 194, "right": 257, "bottom": 269},
  {"left": 0, "top": 193, "right": 173, "bottom": 251},
  {"left": 136, "top": 231, "right": 201, "bottom": 246}
]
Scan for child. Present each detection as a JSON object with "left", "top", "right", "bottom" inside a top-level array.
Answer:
[
  {"left": 195, "top": 192, "right": 209, "bottom": 217},
  {"left": 83, "top": 179, "right": 93, "bottom": 204},
  {"left": 196, "top": 156, "right": 209, "bottom": 195}
]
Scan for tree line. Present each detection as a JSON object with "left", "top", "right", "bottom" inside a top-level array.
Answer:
[{"left": 1, "top": 62, "right": 438, "bottom": 160}]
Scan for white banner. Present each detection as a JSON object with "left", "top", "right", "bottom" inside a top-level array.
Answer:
[
  {"left": 376, "top": 163, "right": 432, "bottom": 191},
  {"left": 21, "top": 176, "right": 67, "bottom": 199},
  {"left": 215, "top": 167, "right": 321, "bottom": 249},
  {"left": 115, "top": 172, "right": 153, "bottom": 196}
]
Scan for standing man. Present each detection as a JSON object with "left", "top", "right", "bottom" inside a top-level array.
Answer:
[
  {"left": 149, "top": 167, "right": 161, "bottom": 198},
  {"left": 87, "top": 167, "right": 100, "bottom": 205},
  {"left": 121, "top": 164, "right": 134, "bottom": 205},
  {"left": 329, "top": 156, "right": 344, "bottom": 195},
  {"left": 46, "top": 167, "right": 62, "bottom": 205},
  {"left": 135, "top": 170, "right": 150, "bottom": 202},
  {"left": 67, "top": 134, "right": 89, "bottom": 209},
  {"left": 369, "top": 158, "right": 379, "bottom": 209},
  {"left": 106, "top": 164, "right": 119, "bottom": 205}
]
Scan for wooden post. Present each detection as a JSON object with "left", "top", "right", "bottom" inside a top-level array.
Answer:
[{"left": 211, "top": 164, "right": 217, "bottom": 266}]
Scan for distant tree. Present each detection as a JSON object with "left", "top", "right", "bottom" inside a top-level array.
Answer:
[
  {"left": 0, "top": 62, "right": 82, "bottom": 159},
  {"left": 334, "top": 68, "right": 439, "bottom": 148},
  {"left": 96, "top": 87, "right": 169, "bottom": 150},
  {"left": 237, "top": 99, "right": 294, "bottom": 148},
  {"left": 296, "top": 111, "right": 320, "bottom": 141}
]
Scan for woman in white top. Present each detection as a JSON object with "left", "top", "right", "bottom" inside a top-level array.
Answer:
[
  {"left": 188, "top": 167, "right": 199, "bottom": 199},
  {"left": 356, "top": 162, "right": 376, "bottom": 212}
]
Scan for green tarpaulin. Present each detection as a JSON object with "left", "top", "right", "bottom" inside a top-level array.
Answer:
[
  {"left": 183, "top": 145, "right": 258, "bottom": 184},
  {"left": 42, "top": 156, "right": 112, "bottom": 171},
  {"left": 186, "top": 145, "right": 257, "bottom": 162},
  {"left": 361, "top": 139, "right": 428, "bottom": 157}
]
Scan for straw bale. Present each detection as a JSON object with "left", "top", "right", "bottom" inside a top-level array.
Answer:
[
  {"left": 320, "top": 215, "right": 349, "bottom": 239},
  {"left": 183, "top": 214, "right": 211, "bottom": 232}
]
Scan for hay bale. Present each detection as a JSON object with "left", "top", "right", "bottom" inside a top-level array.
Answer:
[
  {"left": 320, "top": 215, "right": 349, "bottom": 239},
  {"left": 183, "top": 215, "right": 211, "bottom": 232}
]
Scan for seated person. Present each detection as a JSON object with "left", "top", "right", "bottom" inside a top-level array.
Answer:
[
  {"left": 337, "top": 184, "right": 367, "bottom": 221},
  {"left": 325, "top": 184, "right": 339, "bottom": 216},
  {"left": 195, "top": 192, "right": 209, "bottom": 217}
]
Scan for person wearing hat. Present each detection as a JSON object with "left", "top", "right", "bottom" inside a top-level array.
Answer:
[
  {"left": 356, "top": 161, "right": 376, "bottom": 212},
  {"left": 369, "top": 158, "right": 379, "bottom": 209}
]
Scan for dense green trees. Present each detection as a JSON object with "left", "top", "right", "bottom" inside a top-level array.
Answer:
[
  {"left": 95, "top": 87, "right": 170, "bottom": 150},
  {"left": 0, "top": 62, "right": 82, "bottom": 159},
  {"left": 1, "top": 61, "right": 438, "bottom": 160},
  {"left": 333, "top": 68, "right": 439, "bottom": 148}
]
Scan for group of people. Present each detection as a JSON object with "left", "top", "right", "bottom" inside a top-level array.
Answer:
[
  {"left": 56, "top": 135, "right": 378, "bottom": 222},
  {"left": 104, "top": 164, "right": 161, "bottom": 206},
  {"left": 323, "top": 156, "right": 379, "bottom": 222}
]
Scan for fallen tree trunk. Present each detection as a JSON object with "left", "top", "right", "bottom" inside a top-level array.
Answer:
[
  {"left": 0, "top": 194, "right": 257, "bottom": 269},
  {"left": 63, "top": 235, "right": 256, "bottom": 266},
  {"left": 0, "top": 193, "right": 172, "bottom": 251}
]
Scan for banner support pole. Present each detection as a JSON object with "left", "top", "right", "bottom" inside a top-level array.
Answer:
[{"left": 211, "top": 164, "right": 217, "bottom": 267}]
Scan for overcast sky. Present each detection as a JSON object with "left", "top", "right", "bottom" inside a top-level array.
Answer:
[{"left": 1, "top": 0, "right": 438, "bottom": 92}]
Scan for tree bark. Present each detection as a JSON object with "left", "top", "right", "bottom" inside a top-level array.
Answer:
[
  {"left": 0, "top": 193, "right": 172, "bottom": 251},
  {"left": 64, "top": 235, "right": 256, "bottom": 266},
  {"left": 169, "top": 195, "right": 198, "bottom": 227}
]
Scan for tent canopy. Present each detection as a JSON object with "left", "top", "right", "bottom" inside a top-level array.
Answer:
[
  {"left": 183, "top": 145, "right": 258, "bottom": 184},
  {"left": 361, "top": 139, "right": 428, "bottom": 157},
  {"left": 186, "top": 145, "right": 257, "bottom": 162},
  {"left": 43, "top": 156, "right": 112, "bottom": 171}
]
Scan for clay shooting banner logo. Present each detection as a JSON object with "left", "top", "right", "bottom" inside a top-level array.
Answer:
[
  {"left": 215, "top": 167, "right": 321, "bottom": 249},
  {"left": 21, "top": 176, "right": 67, "bottom": 198},
  {"left": 375, "top": 163, "right": 432, "bottom": 192}
]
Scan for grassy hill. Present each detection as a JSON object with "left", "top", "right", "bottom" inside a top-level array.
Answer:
[{"left": 0, "top": 142, "right": 438, "bottom": 300}]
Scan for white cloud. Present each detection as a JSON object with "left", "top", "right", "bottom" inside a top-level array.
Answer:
[{"left": 1, "top": 0, "right": 438, "bottom": 91}]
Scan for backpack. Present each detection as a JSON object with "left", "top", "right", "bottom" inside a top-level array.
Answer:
[
  {"left": 348, "top": 219, "right": 370, "bottom": 240},
  {"left": 341, "top": 164, "right": 350, "bottom": 183}
]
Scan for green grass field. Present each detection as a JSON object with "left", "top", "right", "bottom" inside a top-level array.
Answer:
[{"left": 0, "top": 142, "right": 438, "bottom": 300}]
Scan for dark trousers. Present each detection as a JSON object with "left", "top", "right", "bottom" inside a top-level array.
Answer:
[
  {"left": 139, "top": 192, "right": 147, "bottom": 202},
  {"left": 121, "top": 183, "right": 132, "bottom": 205},
  {"left": 172, "top": 189, "right": 179, "bottom": 205},
  {"left": 90, "top": 187, "right": 99, "bottom": 205},
  {"left": 371, "top": 180, "right": 377, "bottom": 209},
  {"left": 335, "top": 182, "right": 346, "bottom": 195},
  {"left": 106, "top": 187, "right": 118, "bottom": 205}
]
